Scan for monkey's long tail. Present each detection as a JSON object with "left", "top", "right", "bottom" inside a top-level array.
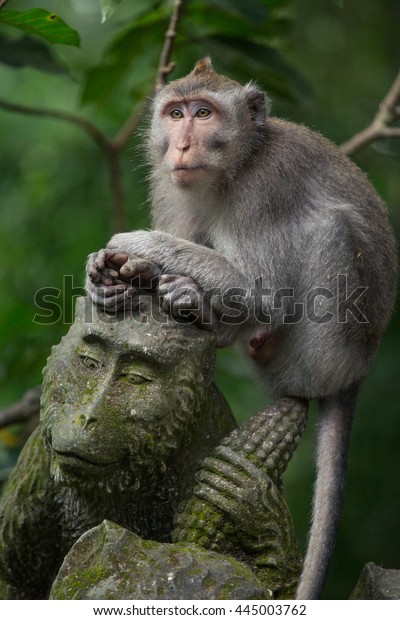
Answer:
[{"left": 295, "top": 385, "right": 359, "bottom": 600}]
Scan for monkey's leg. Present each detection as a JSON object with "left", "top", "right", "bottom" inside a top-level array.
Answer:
[{"left": 296, "top": 385, "right": 358, "bottom": 600}]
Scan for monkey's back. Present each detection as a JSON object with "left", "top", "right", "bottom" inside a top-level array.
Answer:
[{"left": 244, "top": 118, "right": 397, "bottom": 399}]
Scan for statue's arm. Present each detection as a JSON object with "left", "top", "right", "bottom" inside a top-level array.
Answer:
[{"left": 0, "top": 426, "right": 60, "bottom": 599}]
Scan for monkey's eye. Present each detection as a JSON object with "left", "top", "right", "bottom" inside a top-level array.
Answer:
[
  {"left": 121, "top": 371, "right": 152, "bottom": 385},
  {"left": 79, "top": 354, "right": 102, "bottom": 370},
  {"left": 196, "top": 108, "right": 211, "bottom": 118},
  {"left": 170, "top": 109, "right": 183, "bottom": 119}
]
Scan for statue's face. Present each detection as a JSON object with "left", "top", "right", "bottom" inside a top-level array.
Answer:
[{"left": 40, "top": 298, "right": 215, "bottom": 488}]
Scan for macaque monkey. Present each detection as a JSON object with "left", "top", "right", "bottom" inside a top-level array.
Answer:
[{"left": 86, "top": 58, "right": 397, "bottom": 599}]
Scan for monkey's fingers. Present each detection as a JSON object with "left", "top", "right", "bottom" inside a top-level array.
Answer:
[
  {"left": 120, "top": 258, "right": 161, "bottom": 288},
  {"left": 161, "top": 292, "right": 198, "bottom": 320},
  {"left": 97, "top": 267, "right": 121, "bottom": 286},
  {"left": 94, "top": 249, "right": 113, "bottom": 270},
  {"left": 159, "top": 280, "right": 213, "bottom": 328},
  {"left": 95, "top": 284, "right": 132, "bottom": 298},
  {"left": 87, "top": 250, "right": 133, "bottom": 286},
  {"left": 105, "top": 252, "right": 131, "bottom": 270},
  {"left": 162, "top": 295, "right": 218, "bottom": 331},
  {"left": 87, "top": 285, "right": 137, "bottom": 310},
  {"left": 87, "top": 252, "right": 103, "bottom": 284}
]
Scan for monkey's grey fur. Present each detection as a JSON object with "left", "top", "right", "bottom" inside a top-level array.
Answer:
[{"left": 86, "top": 58, "right": 397, "bottom": 599}]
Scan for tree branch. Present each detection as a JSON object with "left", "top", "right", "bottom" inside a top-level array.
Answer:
[
  {"left": 0, "top": 98, "right": 111, "bottom": 152},
  {"left": 0, "top": 386, "right": 41, "bottom": 429},
  {"left": 0, "top": 98, "right": 128, "bottom": 229},
  {"left": 341, "top": 68, "right": 400, "bottom": 156},
  {"left": 156, "top": 0, "right": 186, "bottom": 90},
  {"left": 0, "top": 0, "right": 9, "bottom": 10},
  {"left": 113, "top": 1, "right": 187, "bottom": 152}
]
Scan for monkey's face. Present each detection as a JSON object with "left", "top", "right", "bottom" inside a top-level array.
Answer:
[
  {"left": 154, "top": 95, "right": 231, "bottom": 187},
  {"left": 40, "top": 299, "right": 215, "bottom": 490},
  {"left": 149, "top": 77, "right": 268, "bottom": 187}
]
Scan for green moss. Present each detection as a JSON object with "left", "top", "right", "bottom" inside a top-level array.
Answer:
[{"left": 55, "top": 564, "right": 109, "bottom": 599}]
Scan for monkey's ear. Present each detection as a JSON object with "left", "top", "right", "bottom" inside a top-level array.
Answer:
[
  {"left": 244, "top": 85, "right": 270, "bottom": 125},
  {"left": 191, "top": 57, "right": 215, "bottom": 76}
]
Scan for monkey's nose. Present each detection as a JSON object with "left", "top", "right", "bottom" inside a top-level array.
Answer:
[{"left": 176, "top": 141, "right": 190, "bottom": 153}]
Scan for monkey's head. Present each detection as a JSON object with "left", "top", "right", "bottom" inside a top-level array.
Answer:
[
  {"left": 40, "top": 296, "right": 228, "bottom": 493},
  {"left": 149, "top": 57, "right": 270, "bottom": 187}
]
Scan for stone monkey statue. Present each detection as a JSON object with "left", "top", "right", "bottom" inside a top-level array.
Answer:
[
  {"left": 0, "top": 296, "right": 304, "bottom": 600},
  {"left": 0, "top": 296, "right": 235, "bottom": 599},
  {"left": 86, "top": 58, "right": 398, "bottom": 598}
]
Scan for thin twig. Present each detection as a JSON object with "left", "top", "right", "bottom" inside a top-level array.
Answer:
[
  {"left": 114, "top": 2, "right": 187, "bottom": 153},
  {"left": 341, "top": 68, "right": 400, "bottom": 156},
  {"left": 0, "top": 386, "right": 41, "bottom": 429},
  {"left": 156, "top": 0, "right": 186, "bottom": 90},
  {"left": 0, "top": 0, "right": 9, "bottom": 10}
]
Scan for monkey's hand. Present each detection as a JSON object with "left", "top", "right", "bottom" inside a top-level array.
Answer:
[
  {"left": 85, "top": 249, "right": 160, "bottom": 309},
  {"left": 107, "top": 231, "right": 248, "bottom": 294},
  {"left": 157, "top": 274, "right": 216, "bottom": 330},
  {"left": 158, "top": 275, "right": 234, "bottom": 346}
]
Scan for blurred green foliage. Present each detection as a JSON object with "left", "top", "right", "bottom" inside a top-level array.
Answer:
[{"left": 0, "top": 0, "right": 399, "bottom": 600}]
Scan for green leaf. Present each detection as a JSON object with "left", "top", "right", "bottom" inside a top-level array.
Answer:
[
  {"left": 0, "top": 34, "right": 68, "bottom": 74},
  {"left": 204, "top": 0, "right": 268, "bottom": 25},
  {"left": 200, "top": 35, "right": 311, "bottom": 101},
  {"left": 0, "top": 9, "right": 80, "bottom": 47},
  {"left": 185, "top": 3, "right": 292, "bottom": 40},
  {"left": 333, "top": 0, "right": 344, "bottom": 5},
  {"left": 100, "top": 0, "right": 122, "bottom": 23},
  {"left": 82, "top": 8, "right": 169, "bottom": 105}
]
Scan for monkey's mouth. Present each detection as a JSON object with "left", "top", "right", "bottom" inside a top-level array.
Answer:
[
  {"left": 171, "top": 165, "right": 207, "bottom": 184},
  {"left": 173, "top": 165, "right": 205, "bottom": 171},
  {"left": 53, "top": 449, "right": 120, "bottom": 477}
]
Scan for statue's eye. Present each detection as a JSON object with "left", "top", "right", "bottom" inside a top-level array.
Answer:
[
  {"left": 196, "top": 107, "right": 211, "bottom": 118},
  {"left": 121, "top": 371, "right": 152, "bottom": 385},
  {"left": 170, "top": 109, "right": 183, "bottom": 119},
  {"left": 79, "top": 354, "right": 102, "bottom": 370}
]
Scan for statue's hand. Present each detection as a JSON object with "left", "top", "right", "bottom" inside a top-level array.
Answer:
[{"left": 193, "top": 447, "right": 288, "bottom": 552}]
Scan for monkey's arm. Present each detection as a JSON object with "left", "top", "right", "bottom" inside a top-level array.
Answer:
[
  {"left": 109, "top": 230, "right": 249, "bottom": 290},
  {"left": 86, "top": 229, "right": 260, "bottom": 340},
  {"left": 109, "top": 230, "right": 264, "bottom": 341},
  {"left": 0, "top": 427, "right": 61, "bottom": 599}
]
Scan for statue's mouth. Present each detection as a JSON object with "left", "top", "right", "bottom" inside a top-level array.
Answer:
[{"left": 53, "top": 449, "right": 119, "bottom": 476}]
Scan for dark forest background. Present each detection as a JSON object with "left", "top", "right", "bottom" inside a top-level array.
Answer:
[{"left": 0, "top": 0, "right": 399, "bottom": 599}]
